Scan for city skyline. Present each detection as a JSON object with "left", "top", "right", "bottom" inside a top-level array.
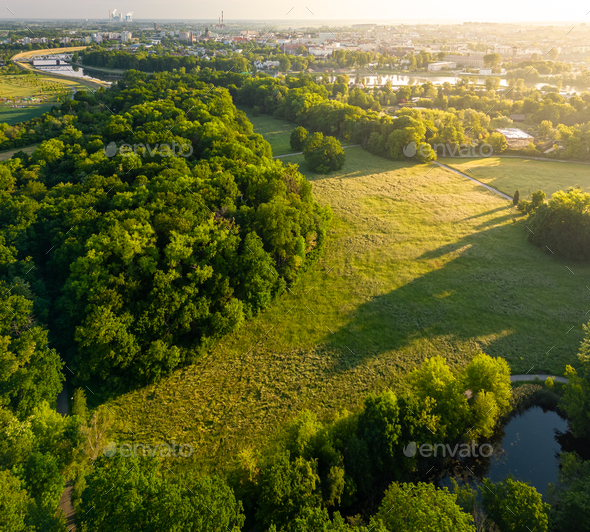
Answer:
[{"left": 1, "top": 0, "right": 590, "bottom": 23}]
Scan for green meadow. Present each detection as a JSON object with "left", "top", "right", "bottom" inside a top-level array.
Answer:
[
  {"left": 108, "top": 114, "right": 590, "bottom": 473},
  {"left": 440, "top": 156, "right": 590, "bottom": 198}
]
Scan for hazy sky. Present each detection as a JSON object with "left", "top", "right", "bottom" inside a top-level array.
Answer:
[{"left": 2, "top": 0, "right": 590, "bottom": 22}]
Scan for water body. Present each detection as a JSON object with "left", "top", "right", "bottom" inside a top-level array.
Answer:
[
  {"left": 486, "top": 406, "right": 567, "bottom": 495},
  {"left": 35, "top": 65, "right": 115, "bottom": 84},
  {"left": 340, "top": 74, "right": 576, "bottom": 93}
]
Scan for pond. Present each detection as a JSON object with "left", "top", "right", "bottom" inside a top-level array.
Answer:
[
  {"left": 441, "top": 406, "right": 568, "bottom": 496},
  {"left": 485, "top": 406, "right": 567, "bottom": 495}
]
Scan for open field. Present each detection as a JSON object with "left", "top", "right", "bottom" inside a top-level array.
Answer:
[
  {"left": 439, "top": 156, "right": 590, "bottom": 198},
  {"left": 0, "top": 144, "right": 37, "bottom": 160},
  {"left": 108, "top": 115, "right": 590, "bottom": 473},
  {"left": 0, "top": 74, "right": 88, "bottom": 124}
]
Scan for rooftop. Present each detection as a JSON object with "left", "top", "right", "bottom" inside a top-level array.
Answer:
[{"left": 495, "top": 128, "right": 534, "bottom": 139}]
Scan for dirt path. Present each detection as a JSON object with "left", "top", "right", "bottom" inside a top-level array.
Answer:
[
  {"left": 434, "top": 161, "right": 513, "bottom": 201},
  {"left": 510, "top": 374, "right": 568, "bottom": 383},
  {"left": 56, "top": 382, "right": 76, "bottom": 531}
]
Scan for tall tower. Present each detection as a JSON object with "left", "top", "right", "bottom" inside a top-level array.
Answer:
[{"left": 222, "top": 11, "right": 224, "bottom": 27}]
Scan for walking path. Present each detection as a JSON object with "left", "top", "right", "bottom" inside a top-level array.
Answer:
[
  {"left": 434, "top": 161, "right": 513, "bottom": 201},
  {"left": 273, "top": 144, "right": 361, "bottom": 159},
  {"left": 56, "top": 382, "right": 76, "bottom": 531},
  {"left": 510, "top": 374, "right": 568, "bottom": 383}
]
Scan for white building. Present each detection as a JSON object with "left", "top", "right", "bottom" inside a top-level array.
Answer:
[
  {"left": 121, "top": 31, "right": 132, "bottom": 43},
  {"left": 427, "top": 61, "right": 457, "bottom": 71}
]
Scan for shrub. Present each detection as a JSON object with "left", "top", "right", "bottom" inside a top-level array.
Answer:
[
  {"left": 252, "top": 105, "right": 260, "bottom": 117},
  {"left": 290, "top": 126, "right": 308, "bottom": 151}
]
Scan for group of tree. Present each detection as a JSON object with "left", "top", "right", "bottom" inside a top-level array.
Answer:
[
  {"left": 517, "top": 187, "right": 590, "bottom": 260},
  {"left": 290, "top": 127, "right": 346, "bottom": 173},
  {"left": 0, "top": 70, "right": 331, "bottom": 393}
]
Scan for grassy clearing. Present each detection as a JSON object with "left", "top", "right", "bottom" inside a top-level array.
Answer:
[
  {"left": 439, "top": 156, "right": 590, "bottom": 198},
  {"left": 0, "top": 144, "right": 37, "bottom": 160},
  {"left": 239, "top": 107, "right": 297, "bottom": 156},
  {"left": 108, "top": 118, "right": 590, "bottom": 473},
  {"left": 0, "top": 74, "right": 87, "bottom": 125}
]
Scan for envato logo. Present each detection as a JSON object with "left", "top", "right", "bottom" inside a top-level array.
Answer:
[
  {"left": 403, "top": 141, "right": 494, "bottom": 159},
  {"left": 104, "top": 141, "right": 193, "bottom": 158},
  {"left": 103, "top": 441, "right": 194, "bottom": 458},
  {"left": 402, "top": 441, "right": 493, "bottom": 458}
]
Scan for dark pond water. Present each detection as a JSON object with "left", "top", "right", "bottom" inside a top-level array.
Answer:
[{"left": 485, "top": 406, "right": 567, "bottom": 495}]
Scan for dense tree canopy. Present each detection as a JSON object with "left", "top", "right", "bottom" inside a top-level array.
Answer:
[{"left": 0, "top": 70, "right": 330, "bottom": 392}]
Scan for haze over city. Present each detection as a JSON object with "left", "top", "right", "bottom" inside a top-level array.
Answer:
[{"left": 2, "top": 0, "right": 590, "bottom": 22}]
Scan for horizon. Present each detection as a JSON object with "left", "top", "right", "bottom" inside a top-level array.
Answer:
[{"left": 1, "top": 0, "right": 590, "bottom": 23}]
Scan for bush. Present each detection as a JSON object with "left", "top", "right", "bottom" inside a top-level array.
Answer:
[
  {"left": 290, "top": 126, "right": 308, "bottom": 151},
  {"left": 303, "top": 132, "right": 346, "bottom": 174},
  {"left": 252, "top": 105, "right": 260, "bottom": 117},
  {"left": 513, "top": 189, "right": 520, "bottom": 205}
]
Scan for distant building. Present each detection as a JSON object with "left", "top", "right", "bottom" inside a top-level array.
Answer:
[
  {"left": 510, "top": 114, "right": 526, "bottom": 122},
  {"left": 427, "top": 61, "right": 457, "bottom": 71},
  {"left": 445, "top": 54, "right": 485, "bottom": 68},
  {"left": 121, "top": 31, "right": 132, "bottom": 43},
  {"left": 496, "top": 128, "right": 534, "bottom": 149},
  {"left": 478, "top": 68, "right": 492, "bottom": 75}
]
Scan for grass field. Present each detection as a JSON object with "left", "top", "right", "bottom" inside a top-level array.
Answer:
[
  {"left": 107, "top": 114, "right": 590, "bottom": 473},
  {"left": 0, "top": 144, "right": 37, "bottom": 160},
  {"left": 439, "top": 156, "right": 590, "bottom": 199},
  {"left": 0, "top": 74, "right": 87, "bottom": 125}
]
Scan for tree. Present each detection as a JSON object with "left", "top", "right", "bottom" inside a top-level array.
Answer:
[
  {"left": 79, "top": 455, "right": 244, "bottom": 531},
  {"left": 481, "top": 478, "right": 550, "bottom": 532},
  {"left": 290, "top": 126, "right": 308, "bottom": 151},
  {"left": 369, "top": 482, "right": 475, "bottom": 532},
  {"left": 278, "top": 56, "right": 291, "bottom": 73},
  {"left": 463, "top": 353, "right": 512, "bottom": 438},
  {"left": 409, "top": 356, "right": 470, "bottom": 440},
  {"left": 538, "top": 120, "right": 553, "bottom": 138},
  {"left": 548, "top": 48, "right": 559, "bottom": 61},
  {"left": 548, "top": 452, "right": 590, "bottom": 532},
  {"left": 256, "top": 451, "right": 321, "bottom": 529},
  {"left": 0, "top": 469, "right": 33, "bottom": 532},
  {"left": 487, "top": 132, "right": 508, "bottom": 154},
  {"left": 303, "top": 132, "right": 346, "bottom": 174},
  {"left": 483, "top": 53, "right": 502, "bottom": 69},
  {"left": 513, "top": 189, "right": 520, "bottom": 206},
  {"left": 252, "top": 105, "right": 260, "bottom": 117}
]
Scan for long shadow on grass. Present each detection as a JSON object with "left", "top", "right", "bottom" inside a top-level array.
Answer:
[{"left": 321, "top": 220, "right": 584, "bottom": 376}]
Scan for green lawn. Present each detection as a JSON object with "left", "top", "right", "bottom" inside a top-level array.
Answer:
[
  {"left": 239, "top": 107, "right": 298, "bottom": 156},
  {"left": 439, "top": 156, "right": 590, "bottom": 199},
  {"left": 0, "top": 105, "right": 54, "bottom": 125},
  {"left": 108, "top": 122, "right": 590, "bottom": 473}
]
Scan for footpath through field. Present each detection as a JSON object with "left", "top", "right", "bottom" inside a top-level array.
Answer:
[
  {"left": 434, "top": 161, "right": 513, "bottom": 201},
  {"left": 273, "top": 144, "right": 361, "bottom": 158}
]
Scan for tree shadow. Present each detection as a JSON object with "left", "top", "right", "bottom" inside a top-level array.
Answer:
[{"left": 319, "top": 221, "right": 582, "bottom": 377}]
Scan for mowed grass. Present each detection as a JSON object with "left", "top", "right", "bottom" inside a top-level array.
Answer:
[
  {"left": 439, "top": 156, "right": 590, "bottom": 198},
  {"left": 107, "top": 117, "right": 590, "bottom": 473}
]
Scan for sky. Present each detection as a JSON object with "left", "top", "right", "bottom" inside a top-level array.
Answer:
[{"left": 2, "top": 0, "right": 590, "bottom": 23}]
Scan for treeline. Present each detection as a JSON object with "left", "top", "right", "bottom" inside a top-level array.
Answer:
[
  {"left": 518, "top": 187, "right": 590, "bottom": 260},
  {"left": 81, "top": 48, "right": 251, "bottom": 75},
  {"left": 0, "top": 70, "right": 330, "bottom": 392}
]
